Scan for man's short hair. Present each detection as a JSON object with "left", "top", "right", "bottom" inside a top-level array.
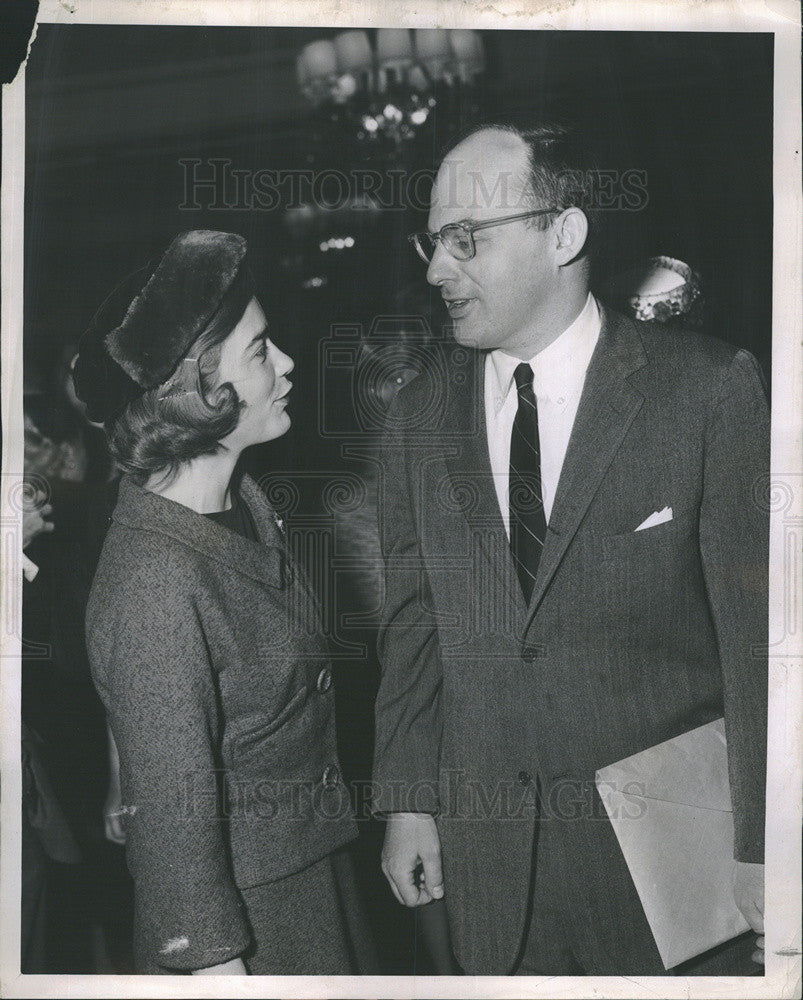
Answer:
[{"left": 458, "top": 120, "right": 603, "bottom": 262}]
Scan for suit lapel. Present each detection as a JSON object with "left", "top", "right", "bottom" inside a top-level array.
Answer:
[
  {"left": 524, "top": 307, "right": 648, "bottom": 624},
  {"left": 442, "top": 352, "right": 526, "bottom": 615}
]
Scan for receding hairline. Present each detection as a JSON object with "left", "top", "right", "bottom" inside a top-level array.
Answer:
[
  {"left": 431, "top": 128, "right": 534, "bottom": 216},
  {"left": 438, "top": 126, "right": 529, "bottom": 171}
]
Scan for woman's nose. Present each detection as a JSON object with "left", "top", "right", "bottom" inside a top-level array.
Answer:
[{"left": 277, "top": 349, "right": 294, "bottom": 377}]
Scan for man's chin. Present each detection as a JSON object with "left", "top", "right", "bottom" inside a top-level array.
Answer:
[{"left": 450, "top": 322, "right": 486, "bottom": 351}]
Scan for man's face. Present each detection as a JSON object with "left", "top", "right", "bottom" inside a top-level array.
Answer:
[{"left": 426, "top": 130, "right": 560, "bottom": 357}]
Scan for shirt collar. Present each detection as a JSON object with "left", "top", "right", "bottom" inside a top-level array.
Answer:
[{"left": 488, "top": 292, "right": 601, "bottom": 408}]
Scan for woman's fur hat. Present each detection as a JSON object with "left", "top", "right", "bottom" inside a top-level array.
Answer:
[{"left": 72, "top": 230, "right": 248, "bottom": 422}]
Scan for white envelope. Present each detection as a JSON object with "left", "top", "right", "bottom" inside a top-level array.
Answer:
[{"left": 595, "top": 719, "right": 749, "bottom": 969}]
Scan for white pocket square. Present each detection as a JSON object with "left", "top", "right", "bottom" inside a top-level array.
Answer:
[{"left": 635, "top": 506, "right": 673, "bottom": 531}]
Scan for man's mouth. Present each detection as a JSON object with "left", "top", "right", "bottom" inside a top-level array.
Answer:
[
  {"left": 274, "top": 383, "right": 292, "bottom": 403},
  {"left": 444, "top": 298, "right": 475, "bottom": 318}
]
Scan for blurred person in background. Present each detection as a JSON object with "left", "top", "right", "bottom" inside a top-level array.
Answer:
[{"left": 22, "top": 355, "right": 133, "bottom": 973}]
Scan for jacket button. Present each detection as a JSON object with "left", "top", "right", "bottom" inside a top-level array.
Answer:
[
  {"left": 317, "top": 667, "right": 333, "bottom": 693},
  {"left": 322, "top": 765, "right": 340, "bottom": 788},
  {"left": 517, "top": 770, "right": 532, "bottom": 786},
  {"left": 521, "top": 646, "right": 539, "bottom": 663}
]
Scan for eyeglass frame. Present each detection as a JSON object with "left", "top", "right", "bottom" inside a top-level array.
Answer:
[{"left": 408, "top": 208, "right": 562, "bottom": 263}]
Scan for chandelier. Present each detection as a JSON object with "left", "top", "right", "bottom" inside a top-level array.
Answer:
[
  {"left": 296, "top": 28, "right": 485, "bottom": 149},
  {"left": 283, "top": 29, "right": 486, "bottom": 292}
]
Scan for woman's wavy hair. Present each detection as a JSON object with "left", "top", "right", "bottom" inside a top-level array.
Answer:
[{"left": 106, "top": 264, "right": 254, "bottom": 486}]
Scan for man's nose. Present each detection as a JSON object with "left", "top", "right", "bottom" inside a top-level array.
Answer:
[{"left": 426, "top": 241, "right": 459, "bottom": 287}]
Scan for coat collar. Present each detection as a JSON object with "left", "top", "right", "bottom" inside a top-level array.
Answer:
[
  {"left": 111, "top": 472, "right": 291, "bottom": 590},
  {"left": 443, "top": 304, "right": 648, "bottom": 624}
]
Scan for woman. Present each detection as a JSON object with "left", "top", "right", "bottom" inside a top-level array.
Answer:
[{"left": 72, "top": 230, "right": 374, "bottom": 974}]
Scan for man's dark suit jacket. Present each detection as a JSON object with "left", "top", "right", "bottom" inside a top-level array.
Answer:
[{"left": 373, "top": 307, "right": 769, "bottom": 974}]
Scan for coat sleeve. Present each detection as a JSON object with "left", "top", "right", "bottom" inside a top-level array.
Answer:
[
  {"left": 372, "top": 395, "right": 443, "bottom": 815},
  {"left": 699, "top": 348, "right": 770, "bottom": 864},
  {"left": 98, "top": 558, "right": 251, "bottom": 970}
]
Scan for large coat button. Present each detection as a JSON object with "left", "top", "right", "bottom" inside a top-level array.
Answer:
[
  {"left": 521, "top": 646, "right": 543, "bottom": 663},
  {"left": 517, "top": 770, "right": 532, "bottom": 786},
  {"left": 322, "top": 765, "right": 340, "bottom": 788},
  {"left": 317, "top": 667, "right": 333, "bottom": 693}
]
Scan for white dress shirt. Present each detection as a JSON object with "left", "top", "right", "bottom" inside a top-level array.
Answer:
[{"left": 485, "top": 292, "right": 602, "bottom": 534}]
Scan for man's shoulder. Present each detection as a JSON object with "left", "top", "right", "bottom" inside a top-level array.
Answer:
[
  {"left": 601, "top": 306, "right": 756, "bottom": 388},
  {"left": 631, "top": 316, "right": 740, "bottom": 367}
]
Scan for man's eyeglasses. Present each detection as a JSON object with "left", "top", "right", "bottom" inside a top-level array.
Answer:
[{"left": 408, "top": 208, "right": 561, "bottom": 264}]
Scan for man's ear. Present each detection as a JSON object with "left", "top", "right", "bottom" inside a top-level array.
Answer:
[{"left": 553, "top": 207, "right": 589, "bottom": 266}]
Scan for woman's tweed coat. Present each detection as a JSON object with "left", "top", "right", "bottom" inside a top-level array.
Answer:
[{"left": 85, "top": 474, "right": 358, "bottom": 971}]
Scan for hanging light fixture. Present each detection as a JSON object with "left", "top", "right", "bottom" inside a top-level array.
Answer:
[
  {"left": 287, "top": 29, "right": 487, "bottom": 291},
  {"left": 295, "top": 27, "right": 486, "bottom": 147}
]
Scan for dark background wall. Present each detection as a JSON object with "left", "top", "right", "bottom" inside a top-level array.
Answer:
[
  {"left": 23, "top": 26, "right": 774, "bottom": 510},
  {"left": 25, "top": 26, "right": 773, "bottom": 370}
]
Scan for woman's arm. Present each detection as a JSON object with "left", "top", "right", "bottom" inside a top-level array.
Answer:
[
  {"left": 91, "top": 558, "right": 251, "bottom": 972},
  {"left": 107, "top": 706, "right": 248, "bottom": 974}
]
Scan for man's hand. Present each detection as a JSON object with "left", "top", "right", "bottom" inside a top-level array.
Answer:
[
  {"left": 732, "top": 861, "right": 764, "bottom": 964},
  {"left": 191, "top": 957, "right": 247, "bottom": 975},
  {"left": 381, "top": 812, "right": 444, "bottom": 906}
]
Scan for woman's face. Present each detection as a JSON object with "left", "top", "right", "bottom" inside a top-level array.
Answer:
[{"left": 216, "top": 297, "right": 294, "bottom": 450}]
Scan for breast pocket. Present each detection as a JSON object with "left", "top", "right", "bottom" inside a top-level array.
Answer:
[{"left": 601, "top": 506, "right": 698, "bottom": 563}]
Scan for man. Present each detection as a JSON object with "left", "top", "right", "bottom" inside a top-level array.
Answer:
[{"left": 372, "top": 123, "right": 768, "bottom": 975}]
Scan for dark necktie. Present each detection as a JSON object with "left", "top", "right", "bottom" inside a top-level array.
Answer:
[{"left": 509, "top": 362, "right": 547, "bottom": 604}]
